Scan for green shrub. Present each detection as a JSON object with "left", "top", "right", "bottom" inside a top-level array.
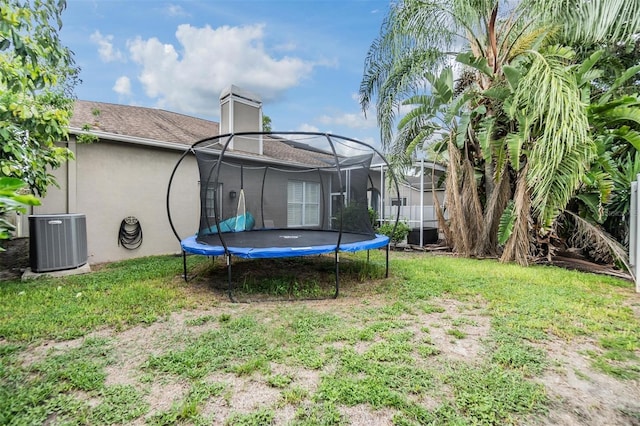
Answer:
[
  {"left": 378, "top": 221, "right": 410, "bottom": 244},
  {"left": 335, "top": 202, "right": 371, "bottom": 233},
  {"left": 368, "top": 208, "right": 379, "bottom": 228}
]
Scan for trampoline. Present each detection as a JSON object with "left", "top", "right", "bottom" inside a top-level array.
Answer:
[{"left": 167, "top": 131, "right": 400, "bottom": 301}]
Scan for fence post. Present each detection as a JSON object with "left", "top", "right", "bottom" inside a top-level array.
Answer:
[{"left": 632, "top": 177, "right": 640, "bottom": 292}]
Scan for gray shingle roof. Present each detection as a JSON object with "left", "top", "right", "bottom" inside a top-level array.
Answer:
[
  {"left": 70, "top": 100, "right": 219, "bottom": 145},
  {"left": 69, "top": 101, "right": 367, "bottom": 169},
  {"left": 196, "top": 135, "right": 337, "bottom": 168}
]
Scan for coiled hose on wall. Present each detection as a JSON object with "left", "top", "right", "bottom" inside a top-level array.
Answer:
[{"left": 118, "top": 216, "right": 142, "bottom": 249}]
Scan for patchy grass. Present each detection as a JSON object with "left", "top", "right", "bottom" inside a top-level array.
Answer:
[
  {"left": 225, "top": 408, "right": 275, "bottom": 426},
  {"left": 0, "top": 251, "right": 638, "bottom": 424},
  {"left": 0, "top": 255, "right": 209, "bottom": 341},
  {"left": 200, "top": 255, "right": 387, "bottom": 301},
  {"left": 145, "top": 315, "right": 277, "bottom": 379},
  {"left": 0, "top": 337, "right": 124, "bottom": 424},
  {"left": 148, "top": 381, "right": 225, "bottom": 425}
]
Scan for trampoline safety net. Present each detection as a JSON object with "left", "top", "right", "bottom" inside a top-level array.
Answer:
[
  {"left": 193, "top": 132, "right": 386, "bottom": 250},
  {"left": 167, "top": 131, "right": 400, "bottom": 301}
]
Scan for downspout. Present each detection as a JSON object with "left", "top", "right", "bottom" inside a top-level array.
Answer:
[
  {"left": 380, "top": 164, "right": 384, "bottom": 225},
  {"left": 67, "top": 137, "right": 78, "bottom": 213}
]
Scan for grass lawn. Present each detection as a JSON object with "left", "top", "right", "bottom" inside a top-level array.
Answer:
[{"left": 0, "top": 251, "right": 639, "bottom": 425}]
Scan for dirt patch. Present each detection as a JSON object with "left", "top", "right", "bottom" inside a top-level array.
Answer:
[
  {"left": 15, "top": 290, "right": 640, "bottom": 425},
  {"left": 411, "top": 298, "right": 492, "bottom": 363},
  {"left": 146, "top": 380, "right": 190, "bottom": 414},
  {"left": 19, "top": 338, "right": 85, "bottom": 368},
  {"left": 0, "top": 237, "right": 29, "bottom": 280},
  {"left": 340, "top": 405, "right": 396, "bottom": 425},
  {"left": 533, "top": 338, "right": 640, "bottom": 426}
]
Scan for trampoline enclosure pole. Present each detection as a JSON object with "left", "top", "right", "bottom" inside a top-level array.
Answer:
[
  {"left": 334, "top": 251, "right": 340, "bottom": 299},
  {"left": 386, "top": 244, "right": 389, "bottom": 278},
  {"left": 226, "top": 254, "right": 235, "bottom": 302},
  {"left": 182, "top": 250, "right": 188, "bottom": 281}
]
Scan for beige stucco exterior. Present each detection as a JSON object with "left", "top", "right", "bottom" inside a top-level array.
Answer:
[
  {"left": 15, "top": 89, "right": 443, "bottom": 268},
  {"left": 25, "top": 136, "right": 200, "bottom": 264},
  {"left": 19, "top": 132, "right": 435, "bottom": 266}
]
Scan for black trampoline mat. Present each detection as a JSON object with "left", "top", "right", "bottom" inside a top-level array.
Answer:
[{"left": 197, "top": 229, "right": 373, "bottom": 249}]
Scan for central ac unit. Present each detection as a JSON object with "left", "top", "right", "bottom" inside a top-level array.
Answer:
[{"left": 29, "top": 214, "right": 88, "bottom": 272}]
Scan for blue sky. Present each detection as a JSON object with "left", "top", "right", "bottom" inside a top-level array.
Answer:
[{"left": 60, "top": 0, "right": 392, "bottom": 145}]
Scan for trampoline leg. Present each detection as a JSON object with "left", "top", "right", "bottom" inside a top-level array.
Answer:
[
  {"left": 333, "top": 251, "right": 340, "bottom": 299},
  {"left": 367, "top": 250, "right": 370, "bottom": 263},
  {"left": 226, "top": 254, "right": 236, "bottom": 302},
  {"left": 182, "top": 250, "right": 188, "bottom": 282},
  {"left": 385, "top": 244, "right": 390, "bottom": 278}
]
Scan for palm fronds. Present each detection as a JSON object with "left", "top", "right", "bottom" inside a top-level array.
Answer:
[
  {"left": 562, "top": 211, "right": 632, "bottom": 276},
  {"left": 510, "top": 47, "right": 595, "bottom": 230},
  {"left": 532, "top": 0, "right": 640, "bottom": 45}
]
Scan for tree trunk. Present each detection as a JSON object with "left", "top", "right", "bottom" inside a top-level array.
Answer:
[
  {"left": 476, "top": 164, "right": 511, "bottom": 257},
  {"left": 446, "top": 135, "right": 471, "bottom": 255},
  {"left": 432, "top": 161, "right": 452, "bottom": 246},
  {"left": 445, "top": 135, "right": 485, "bottom": 256},
  {"left": 501, "top": 164, "right": 532, "bottom": 265},
  {"left": 461, "top": 156, "right": 485, "bottom": 252}
]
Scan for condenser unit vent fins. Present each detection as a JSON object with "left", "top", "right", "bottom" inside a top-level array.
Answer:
[{"left": 29, "top": 214, "right": 88, "bottom": 272}]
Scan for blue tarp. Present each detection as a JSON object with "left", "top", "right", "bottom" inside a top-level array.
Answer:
[{"left": 201, "top": 212, "right": 255, "bottom": 234}]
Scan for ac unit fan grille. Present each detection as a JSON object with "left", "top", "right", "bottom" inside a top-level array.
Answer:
[{"left": 29, "top": 214, "right": 88, "bottom": 272}]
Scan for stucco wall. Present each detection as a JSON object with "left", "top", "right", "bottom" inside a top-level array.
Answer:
[
  {"left": 32, "top": 138, "right": 200, "bottom": 264},
  {"left": 23, "top": 136, "right": 415, "bottom": 265}
]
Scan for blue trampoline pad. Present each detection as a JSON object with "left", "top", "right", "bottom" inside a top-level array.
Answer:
[{"left": 181, "top": 229, "right": 389, "bottom": 259}]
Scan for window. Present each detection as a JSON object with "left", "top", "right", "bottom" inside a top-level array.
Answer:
[
  {"left": 391, "top": 197, "right": 407, "bottom": 207},
  {"left": 288, "top": 180, "right": 320, "bottom": 227},
  {"left": 205, "top": 183, "right": 223, "bottom": 219}
]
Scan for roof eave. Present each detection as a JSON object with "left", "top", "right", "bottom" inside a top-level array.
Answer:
[
  {"left": 68, "top": 127, "right": 189, "bottom": 151},
  {"left": 68, "top": 128, "right": 320, "bottom": 168}
]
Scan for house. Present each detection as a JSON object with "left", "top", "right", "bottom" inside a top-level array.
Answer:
[
  {"left": 387, "top": 159, "right": 446, "bottom": 236},
  {"left": 19, "top": 88, "right": 240, "bottom": 265},
  {"left": 17, "top": 85, "right": 443, "bottom": 269},
  {"left": 17, "top": 86, "right": 379, "bottom": 266},
  {"left": 20, "top": 98, "right": 216, "bottom": 265}
]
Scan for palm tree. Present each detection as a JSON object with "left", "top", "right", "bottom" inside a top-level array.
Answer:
[
  {"left": 570, "top": 66, "right": 640, "bottom": 248},
  {"left": 360, "top": 0, "right": 640, "bottom": 265}
]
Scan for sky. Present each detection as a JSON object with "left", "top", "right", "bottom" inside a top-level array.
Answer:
[{"left": 59, "top": 0, "right": 393, "bottom": 146}]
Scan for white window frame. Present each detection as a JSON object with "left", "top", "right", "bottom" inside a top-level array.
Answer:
[
  {"left": 205, "top": 182, "right": 223, "bottom": 220},
  {"left": 287, "top": 180, "right": 320, "bottom": 227}
]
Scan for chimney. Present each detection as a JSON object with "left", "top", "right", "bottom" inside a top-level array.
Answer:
[{"left": 219, "top": 85, "right": 263, "bottom": 155}]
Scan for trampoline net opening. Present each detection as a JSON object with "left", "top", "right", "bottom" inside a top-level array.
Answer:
[{"left": 192, "top": 133, "right": 385, "bottom": 248}]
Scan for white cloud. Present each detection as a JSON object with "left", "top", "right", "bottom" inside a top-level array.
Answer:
[
  {"left": 398, "top": 103, "right": 415, "bottom": 116},
  {"left": 298, "top": 123, "right": 320, "bottom": 132},
  {"left": 112, "top": 76, "right": 132, "bottom": 96},
  {"left": 273, "top": 41, "right": 297, "bottom": 52},
  {"left": 318, "top": 111, "right": 377, "bottom": 130},
  {"left": 308, "top": 93, "right": 378, "bottom": 132},
  {"left": 360, "top": 136, "right": 377, "bottom": 147},
  {"left": 165, "top": 4, "right": 189, "bottom": 17},
  {"left": 90, "top": 31, "right": 124, "bottom": 62},
  {"left": 126, "top": 24, "right": 315, "bottom": 117}
]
